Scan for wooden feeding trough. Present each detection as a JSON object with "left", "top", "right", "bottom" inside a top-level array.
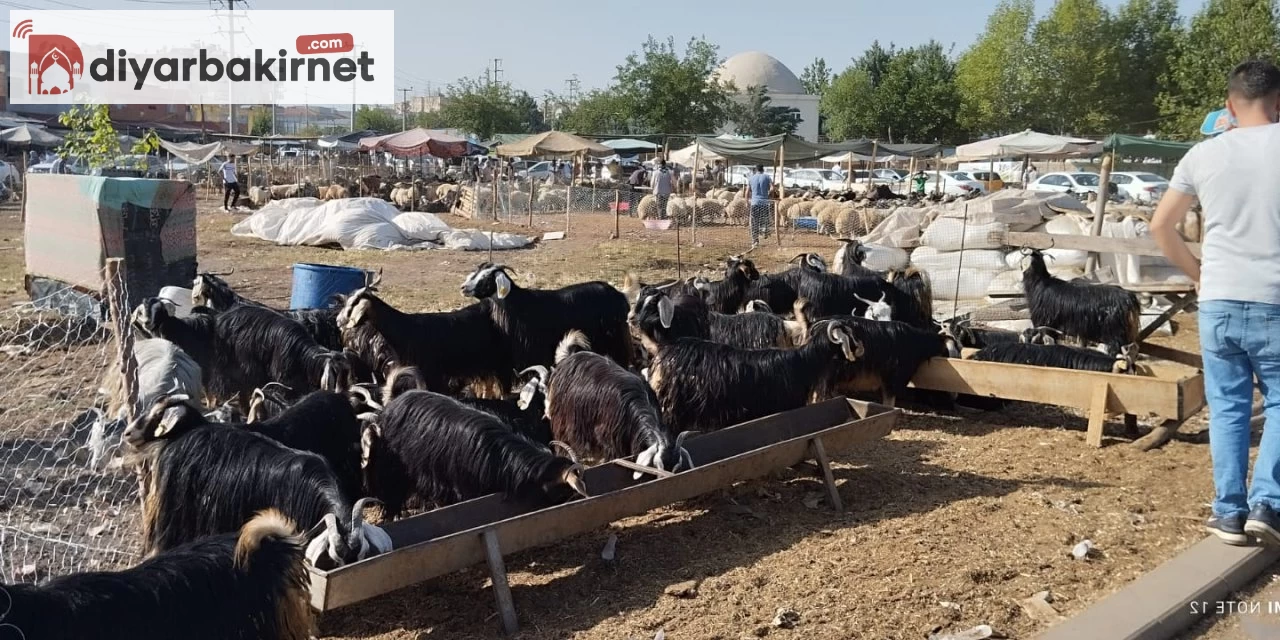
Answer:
[
  {"left": 307, "top": 398, "right": 899, "bottom": 633},
  {"left": 911, "top": 357, "right": 1204, "bottom": 449}
]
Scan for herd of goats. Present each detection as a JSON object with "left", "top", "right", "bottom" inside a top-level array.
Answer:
[{"left": 4, "top": 240, "right": 1143, "bottom": 639}]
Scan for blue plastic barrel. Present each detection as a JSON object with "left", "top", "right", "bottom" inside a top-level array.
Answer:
[{"left": 289, "top": 263, "right": 369, "bottom": 310}]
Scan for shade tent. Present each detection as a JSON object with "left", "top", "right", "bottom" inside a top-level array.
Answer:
[
  {"left": 0, "top": 124, "right": 63, "bottom": 148},
  {"left": 820, "top": 152, "right": 905, "bottom": 163},
  {"left": 824, "top": 140, "right": 942, "bottom": 158},
  {"left": 494, "top": 131, "right": 611, "bottom": 157},
  {"left": 157, "top": 140, "right": 258, "bottom": 165},
  {"left": 1102, "top": 134, "right": 1194, "bottom": 160},
  {"left": 668, "top": 141, "right": 722, "bottom": 166},
  {"left": 954, "top": 130, "right": 1101, "bottom": 160},
  {"left": 317, "top": 130, "right": 381, "bottom": 150},
  {"left": 600, "top": 138, "right": 661, "bottom": 154},
  {"left": 363, "top": 128, "right": 471, "bottom": 158},
  {"left": 357, "top": 132, "right": 399, "bottom": 151}
]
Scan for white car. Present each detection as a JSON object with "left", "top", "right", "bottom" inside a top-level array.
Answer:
[
  {"left": 784, "top": 168, "right": 847, "bottom": 191},
  {"left": 725, "top": 165, "right": 753, "bottom": 186},
  {"left": 871, "top": 168, "right": 907, "bottom": 183},
  {"left": 1028, "top": 172, "right": 1109, "bottom": 197},
  {"left": 1110, "top": 171, "right": 1169, "bottom": 204},
  {"left": 919, "top": 171, "right": 985, "bottom": 196},
  {"left": 519, "top": 161, "right": 557, "bottom": 181}
]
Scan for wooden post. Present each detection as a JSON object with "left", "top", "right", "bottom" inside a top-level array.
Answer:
[
  {"left": 775, "top": 144, "right": 784, "bottom": 247},
  {"left": 491, "top": 169, "right": 499, "bottom": 221},
  {"left": 1086, "top": 380, "right": 1110, "bottom": 448},
  {"left": 20, "top": 152, "right": 27, "bottom": 222},
  {"left": 866, "top": 141, "right": 878, "bottom": 194},
  {"left": 481, "top": 529, "right": 519, "bottom": 634},
  {"left": 612, "top": 188, "right": 621, "bottom": 239},
  {"left": 526, "top": 175, "right": 534, "bottom": 227},
  {"left": 565, "top": 182, "right": 572, "bottom": 234},
  {"left": 675, "top": 197, "right": 682, "bottom": 280},
  {"left": 103, "top": 258, "right": 140, "bottom": 421},
  {"left": 934, "top": 151, "right": 943, "bottom": 197},
  {"left": 845, "top": 152, "right": 853, "bottom": 190},
  {"left": 691, "top": 145, "right": 701, "bottom": 243},
  {"left": 808, "top": 437, "right": 843, "bottom": 512},
  {"left": 1084, "top": 154, "right": 1114, "bottom": 276}
]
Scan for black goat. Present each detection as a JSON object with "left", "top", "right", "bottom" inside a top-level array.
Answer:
[
  {"left": 192, "top": 272, "right": 344, "bottom": 350},
  {"left": 970, "top": 342, "right": 1139, "bottom": 374},
  {"left": 693, "top": 256, "right": 760, "bottom": 314},
  {"left": 361, "top": 389, "right": 588, "bottom": 515},
  {"left": 458, "top": 368, "right": 554, "bottom": 445},
  {"left": 710, "top": 298, "right": 809, "bottom": 349},
  {"left": 833, "top": 239, "right": 880, "bottom": 278},
  {"left": 247, "top": 382, "right": 296, "bottom": 422},
  {"left": 824, "top": 315, "right": 960, "bottom": 407},
  {"left": 461, "top": 262, "right": 631, "bottom": 369},
  {"left": 132, "top": 299, "right": 351, "bottom": 408},
  {"left": 885, "top": 268, "right": 934, "bottom": 328},
  {"left": 942, "top": 319, "right": 1021, "bottom": 349},
  {"left": 547, "top": 331, "right": 693, "bottom": 477},
  {"left": 1, "top": 510, "right": 313, "bottom": 640},
  {"left": 337, "top": 286, "right": 512, "bottom": 397},
  {"left": 1022, "top": 249, "right": 1140, "bottom": 353},
  {"left": 244, "top": 390, "right": 365, "bottom": 500},
  {"left": 123, "top": 395, "right": 388, "bottom": 566},
  {"left": 630, "top": 286, "right": 711, "bottom": 355},
  {"left": 648, "top": 320, "right": 865, "bottom": 431}
]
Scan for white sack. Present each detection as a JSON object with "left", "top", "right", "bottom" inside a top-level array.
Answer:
[
  {"left": 392, "top": 211, "right": 451, "bottom": 242},
  {"left": 862, "top": 206, "right": 930, "bottom": 248},
  {"left": 927, "top": 267, "right": 1002, "bottom": 301},
  {"left": 440, "top": 229, "right": 534, "bottom": 251},
  {"left": 913, "top": 247, "right": 1010, "bottom": 272},
  {"left": 863, "top": 244, "right": 910, "bottom": 271},
  {"left": 920, "top": 219, "right": 1008, "bottom": 251}
]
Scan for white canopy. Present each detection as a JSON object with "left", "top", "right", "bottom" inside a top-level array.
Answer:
[{"left": 954, "top": 130, "right": 1101, "bottom": 161}]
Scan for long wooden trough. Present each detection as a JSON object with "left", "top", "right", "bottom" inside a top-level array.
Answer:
[{"left": 308, "top": 398, "right": 900, "bottom": 631}]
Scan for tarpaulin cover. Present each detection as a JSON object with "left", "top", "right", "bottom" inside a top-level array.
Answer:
[
  {"left": 0, "top": 124, "right": 63, "bottom": 148},
  {"left": 158, "top": 140, "right": 258, "bottom": 164},
  {"left": 824, "top": 139, "right": 942, "bottom": 158},
  {"left": 24, "top": 174, "right": 196, "bottom": 306},
  {"left": 358, "top": 128, "right": 471, "bottom": 158},
  {"left": 1102, "top": 134, "right": 1194, "bottom": 160},
  {"left": 691, "top": 134, "right": 834, "bottom": 163},
  {"left": 954, "top": 130, "right": 1101, "bottom": 160},
  {"left": 231, "top": 197, "right": 534, "bottom": 251},
  {"left": 601, "top": 138, "right": 661, "bottom": 153},
  {"left": 494, "top": 131, "right": 611, "bottom": 157}
]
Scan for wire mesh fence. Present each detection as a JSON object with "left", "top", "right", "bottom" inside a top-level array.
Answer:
[{"left": 0, "top": 265, "right": 142, "bottom": 584}]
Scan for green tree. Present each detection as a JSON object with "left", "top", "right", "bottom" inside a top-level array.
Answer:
[
  {"left": 296, "top": 125, "right": 324, "bottom": 137},
  {"left": 249, "top": 108, "right": 273, "bottom": 137},
  {"left": 1159, "top": 0, "right": 1280, "bottom": 137},
  {"left": 511, "top": 91, "right": 548, "bottom": 133},
  {"left": 800, "top": 57, "right": 831, "bottom": 96},
  {"left": 854, "top": 41, "right": 896, "bottom": 88},
  {"left": 1112, "top": 0, "right": 1183, "bottom": 133},
  {"left": 614, "top": 36, "right": 733, "bottom": 133},
  {"left": 413, "top": 110, "right": 448, "bottom": 129},
  {"left": 956, "top": 0, "right": 1036, "bottom": 134},
  {"left": 354, "top": 105, "right": 398, "bottom": 132},
  {"left": 438, "top": 76, "right": 523, "bottom": 140},
  {"left": 57, "top": 104, "right": 119, "bottom": 168},
  {"left": 131, "top": 129, "right": 161, "bottom": 156},
  {"left": 728, "top": 85, "right": 801, "bottom": 137},
  {"left": 559, "top": 89, "right": 631, "bottom": 134},
  {"left": 876, "top": 41, "right": 964, "bottom": 142},
  {"left": 821, "top": 69, "right": 878, "bottom": 140},
  {"left": 1025, "top": 0, "right": 1121, "bottom": 134}
]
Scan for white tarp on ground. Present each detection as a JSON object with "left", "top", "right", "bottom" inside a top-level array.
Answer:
[{"left": 230, "top": 198, "right": 534, "bottom": 251}]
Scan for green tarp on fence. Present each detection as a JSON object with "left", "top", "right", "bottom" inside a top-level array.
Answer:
[{"left": 1102, "top": 134, "right": 1194, "bottom": 160}]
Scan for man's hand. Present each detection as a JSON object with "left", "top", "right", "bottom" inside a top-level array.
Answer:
[{"left": 1151, "top": 188, "right": 1201, "bottom": 286}]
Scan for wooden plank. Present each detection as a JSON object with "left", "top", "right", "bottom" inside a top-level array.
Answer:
[
  {"left": 1036, "top": 537, "right": 1280, "bottom": 640},
  {"left": 1138, "top": 293, "right": 1197, "bottom": 342},
  {"left": 1005, "top": 231, "right": 1202, "bottom": 259},
  {"left": 311, "top": 400, "right": 898, "bottom": 610},
  {"left": 482, "top": 529, "right": 519, "bottom": 635},
  {"left": 1141, "top": 343, "right": 1203, "bottom": 370},
  {"left": 1086, "top": 381, "right": 1110, "bottom": 447},
  {"left": 809, "top": 437, "right": 843, "bottom": 512},
  {"left": 1179, "top": 372, "right": 1206, "bottom": 421},
  {"left": 911, "top": 358, "right": 1186, "bottom": 420}
]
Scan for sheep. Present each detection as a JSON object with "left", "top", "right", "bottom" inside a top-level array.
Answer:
[
  {"left": 249, "top": 185, "right": 272, "bottom": 207},
  {"left": 336, "top": 286, "right": 512, "bottom": 396},
  {"left": 1021, "top": 248, "right": 1140, "bottom": 354},
  {"left": 647, "top": 319, "right": 865, "bottom": 431},
  {"left": 436, "top": 183, "right": 459, "bottom": 200},
  {"left": 460, "top": 262, "right": 631, "bottom": 370},
  {"left": 92, "top": 338, "right": 202, "bottom": 470},
  {"left": 1, "top": 510, "right": 314, "bottom": 640},
  {"left": 637, "top": 194, "right": 660, "bottom": 220},
  {"left": 971, "top": 342, "right": 1139, "bottom": 374},
  {"left": 725, "top": 197, "right": 750, "bottom": 224},
  {"left": 124, "top": 395, "right": 389, "bottom": 565},
  {"left": 360, "top": 389, "right": 588, "bottom": 515},
  {"left": 131, "top": 298, "right": 352, "bottom": 408},
  {"left": 820, "top": 315, "right": 959, "bottom": 407},
  {"left": 192, "top": 273, "right": 344, "bottom": 350},
  {"left": 268, "top": 184, "right": 298, "bottom": 199},
  {"left": 320, "top": 184, "right": 349, "bottom": 201}
]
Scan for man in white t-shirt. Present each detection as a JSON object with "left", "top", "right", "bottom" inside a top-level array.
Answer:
[
  {"left": 1152, "top": 60, "right": 1280, "bottom": 546},
  {"left": 220, "top": 156, "right": 239, "bottom": 211}
]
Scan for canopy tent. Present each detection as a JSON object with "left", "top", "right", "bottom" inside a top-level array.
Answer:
[
  {"left": 0, "top": 124, "right": 63, "bottom": 148},
  {"left": 358, "top": 127, "right": 471, "bottom": 158},
  {"left": 824, "top": 139, "right": 942, "bottom": 158},
  {"left": 494, "top": 130, "right": 611, "bottom": 157},
  {"left": 357, "top": 131, "right": 399, "bottom": 152},
  {"left": 318, "top": 129, "right": 381, "bottom": 151},
  {"left": 483, "top": 133, "right": 529, "bottom": 148},
  {"left": 1102, "top": 134, "right": 1194, "bottom": 160},
  {"left": 157, "top": 140, "right": 259, "bottom": 165},
  {"left": 820, "top": 151, "right": 905, "bottom": 164},
  {"left": 668, "top": 141, "right": 721, "bottom": 166},
  {"left": 954, "top": 130, "right": 1101, "bottom": 160},
  {"left": 600, "top": 138, "right": 661, "bottom": 154}
]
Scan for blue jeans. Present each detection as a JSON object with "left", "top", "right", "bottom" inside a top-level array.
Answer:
[
  {"left": 1201, "top": 300, "right": 1280, "bottom": 517},
  {"left": 750, "top": 201, "right": 772, "bottom": 243}
]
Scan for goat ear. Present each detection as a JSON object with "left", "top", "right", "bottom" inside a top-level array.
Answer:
[
  {"left": 154, "top": 404, "right": 187, "bottom": 438},
  {"left": 359, "top": 423, "right": 379, "bottom": 469},
  {"left": 495, "top": 271, "right": 512, "bottom": 299},
  {"left": 657, "top": 296, "right": 675, "bottom": 329},
  {"left": 634, "top": 445, "right": 658, "bottom": 480}
]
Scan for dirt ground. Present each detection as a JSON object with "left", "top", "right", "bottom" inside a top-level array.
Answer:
[{"left": 1, "top": 196, "right": 1226, "bottom": 639}]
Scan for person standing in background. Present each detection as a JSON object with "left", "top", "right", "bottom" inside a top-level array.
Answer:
[
  {"left": 651, "top": 159, "right": 674, "bottom": 220},
  {"left": 219, "top": 156, "right": 240, "bottom": 211},
  {"left": 747, "top": 164, "right": 773, "bottom": 247},
  {"left": 1152, "top": 60, "right": 1280, "bottom": 546}
]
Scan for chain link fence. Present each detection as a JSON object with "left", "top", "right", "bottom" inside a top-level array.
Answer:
[{"left": 0, "top": 265, "right": 142, "bottom": 584}]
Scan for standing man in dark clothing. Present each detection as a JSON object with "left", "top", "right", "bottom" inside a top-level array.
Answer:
[
  {"left": 651, "top": 159, "right": 674, "bottom": 220},
  {"left": 747, "top": 165, "right": 773, "bottom": 247}
]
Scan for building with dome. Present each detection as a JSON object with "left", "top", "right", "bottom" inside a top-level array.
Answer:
[{"left": 713, "top": 51, "right": 820, "bottom": 142}]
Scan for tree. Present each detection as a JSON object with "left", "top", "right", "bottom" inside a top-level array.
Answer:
[
  {"left": 355, "top": 106, "right": 398, "bottom": 132},
  {"left": 875, "top": 41, "right": 964, "bottom": 142},
  {"left": 853, "top": 41, "right": 896, "bottom": 88},
  {"left": 956, "top": 0, "right": 1036, "bottom": 134},
  {"left": 728, "top": 85, "right": 801, "bottom": 137},
  {"left": 821, "top": 69, "right": 878, "bottom": 140},
  {"left": 438, "top": 76, "right": 524, "bottom": 140},
  {"left": 614, "top": 36, "right": 734, "bottom": 133},
  {"left": 249, "top": 108, "right": 273, "bottom": 137},
  {"left": 413, "top": 110, "right": 448, "bottom": 129},
  {"left": 800, "top": 57, "right": 831, "bottom": 96},
  {"left": 1111, "top": 0, "right": 1183, "bottom": 133},
  {"left": 559, "top": 89, "right": 631, "bottom": 134},
  {"left": 1025, "top": 0, "right": 1122, "bottom": 134},
  {"left": 1159, "top": 0, "right": 1280, "bottom": 137},
  {"left": 511, "top": 91, "right": 548, "bottom": 133},
  {"left": 57, "top": 104, "right": 119, "bottom": 168}
]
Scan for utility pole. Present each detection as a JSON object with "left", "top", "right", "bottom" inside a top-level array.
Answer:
[
  {"left": 565, "top": 75, "right": 581, "bottom": 102},
  {"left": 216, "top": 0, "right": 245, "bottom": 135},
  {"left": 492, "top": 58, "right": 502, "bottom": 86},
  {"left": 351, "top": 43, "right": 362, "bottom": 130},
  {"left": 398, "top": 86, "right": 412, "bottom": 131}
]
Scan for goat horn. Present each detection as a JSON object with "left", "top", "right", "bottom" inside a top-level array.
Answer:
[
  {"left": 351, "top": 497, "right": 383, "bottom": 527},
  {"left": 654, "top": 280, "right": 678, "bottom": 290},
  {"left": 204, "top": 267, "right": 235, "bottom": 276},
  {"left": 519, "top": 365, "right": 550, "bottom": 382},
  {"left": 788, "top": 253, "right": 808, "bottom": 264},
  {"left": 835, "top": 237, "right": 856, "bottom": 244},
  {"left": 366, "top": 268, "right": 383, "bottom": 288},
  {"left": 550, "top": 440, "right": 581, "bottom": 464},
  {"left": 675, "top": 430, "right": 701, "bottom": 448}
]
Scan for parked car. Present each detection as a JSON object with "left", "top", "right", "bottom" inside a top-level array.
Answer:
[
  {"left": 725, "top": 165, "right": 753, "bottom": 186},
  {"left": 28, "top": 156, "right": 88, "bottom": 175},
  {"left": 1028, "top": 172, "right": 1114, "bottom": 198},
  {"left": 967, "top": 170, "right": 1005, "bottom": 192},
  {"left": 918, "top": 171, "right": 986, "bottom": 196},
  {"left": 1110, "top": 171, "right": 1169, "bottom": 204},
  {"left": 871, "top": 168, "right": 907, "bottom": 183},
  {"left": 518, "top": 160, "right": 557, "bottom": 181},
  {"left": 784, "top": 168, "right": 847, "bottom": 191}
]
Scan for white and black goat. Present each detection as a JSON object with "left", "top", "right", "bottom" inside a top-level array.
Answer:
[
  {"left": 0, "top": 509, "right": 314, "bottom": 640},
  {"left": 123, "top": 395, "right": 389, "bottom": 566},
  {"left": 1021, "top": 248, "right": 1140, "bottom": 354},
  {"left": 824, "top": 315, "right": 961, "bottom": 407},
  {"left": 833, "top": 239, "right": 880, "bottom": 278},
  {"left": 461, "top": 262, "right": 632, "bottom": 370},
  {"left": 457, "top": 367, "right": 554, "bottom": 445},
  {"left": 971, "top": 342, "right": 1139, "bottom": 374},
  {"left": 131, "top": 298, "right": 351, "bottom": 408},
  {"left": 360, "top": 389, "right": 589, "bottom": 515},
  {"left": 547, "top": 331, "right": 694, "bottom": 478},
  {"left": 337, "top": 286, "right": 513, "bottom": 396},
  {"left": 742, "top": 253, "right": 826, "bottom": 312},
  {"left": 192, "top": 271, "right": 344, "bottom": 350},
  {"left": 648, "top": 320, "right": 865, "bottom": 431},
  {"left": 91, "top": 337, "right": 202, "bottom": 470}
]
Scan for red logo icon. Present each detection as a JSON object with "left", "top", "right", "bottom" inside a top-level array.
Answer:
[{"left": 13, "top": 20, "right": 85, "bottom": 95}]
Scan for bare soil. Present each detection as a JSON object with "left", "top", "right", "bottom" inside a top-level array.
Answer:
[{"left": 0, "top": 196, "right": 1224, "bottom": 639}]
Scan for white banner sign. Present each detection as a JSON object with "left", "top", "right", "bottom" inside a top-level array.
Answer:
[{"left": 8, "top": 10, "right": 395, "bottom": 105}]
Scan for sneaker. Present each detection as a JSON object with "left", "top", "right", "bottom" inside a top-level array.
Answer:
[
  {"left": 1207, "top": 513, "right": 1251, "bottom": 546},
  {"left": 1245, "top": 504, "right": 1280, "bottom": 546}
]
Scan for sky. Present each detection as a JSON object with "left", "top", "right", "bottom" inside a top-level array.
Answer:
[{"left": 3, "top": 0, "right": 1208, "bottom": 103}]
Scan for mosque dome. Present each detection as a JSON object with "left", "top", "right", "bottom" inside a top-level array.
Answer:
[{"left": 714, "top": 51, "right": 806, "bottom": 95}]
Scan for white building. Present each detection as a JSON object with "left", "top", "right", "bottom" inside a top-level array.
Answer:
[{"left": 713, "top": 51, "right": 820, "bottom": 142}]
